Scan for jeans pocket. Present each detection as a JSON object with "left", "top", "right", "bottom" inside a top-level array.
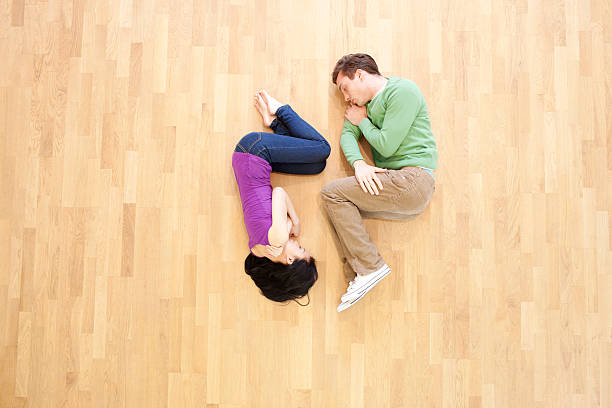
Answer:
[{"left": 246, "top": 133, "right": 262, "bottom": 153}]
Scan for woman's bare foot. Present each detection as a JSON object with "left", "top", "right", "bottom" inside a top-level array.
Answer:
[
  {"left": 259, "top": 90, "right": 283, "bottom": 116},
  {"left": 254, "top": 91, "right": 275, "bottom": 127}
]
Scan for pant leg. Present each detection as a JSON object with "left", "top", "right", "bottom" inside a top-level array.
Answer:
[
  {"left": 270, "top": 117, "right": 290, "bottom": 136},
  {"left": 275, "top": 105, "right": 328, "bottom": 143},
  {"left": 271, "top": 161, "right": 327, "bottom": 175},
  {"left": 323, "top": 210, "right": 361, "bottom": 280},
  {"left": 234, "top": 131, "right": 330, "bottom": 172},
  {"left": 320, "top": 166, "right": 435, "bottom": 276},
  {"left": 268, "top": 107, "right": 329, "bottom": 171},
  {"left": 359, "top": 210, "right": 418, "bottom": 220},
  {"left": 265, "top": 105, "right": 331, "bottom": 167},
  {"left": 264, "top": 131, "right": 330, "bottom": 168}
]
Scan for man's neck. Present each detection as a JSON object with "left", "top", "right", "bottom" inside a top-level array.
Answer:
[{"left": 369, "top": 75, "right": 388, "bottom": 101}]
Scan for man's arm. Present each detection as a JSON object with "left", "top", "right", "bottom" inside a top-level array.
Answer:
[
  {"left": 339, "top": 119, "right": 365, "bottom": 167},
  {"left": 339, "top": 110, "right": 389, "bottom": 195},
  {"left": 357, "top": 84, "right": 422, "bottom": 158}
]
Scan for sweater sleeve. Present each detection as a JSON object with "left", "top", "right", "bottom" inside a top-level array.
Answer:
[
  {"left": 339, "top": 119, "right": 365, "bottom": 167},
  {"left": 358, "top": 83, "right": 422, "bottom": 158}
]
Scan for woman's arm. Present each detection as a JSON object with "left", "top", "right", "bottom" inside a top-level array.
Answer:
[
  {"left": 284, "top": 190, "right": 299, "bottom": 226},
  {"left": 268, "top": 187, "right": 290, "bottom": 247}
]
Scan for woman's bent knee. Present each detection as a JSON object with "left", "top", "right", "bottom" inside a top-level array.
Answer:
[
  {"left": 310, "top": 161, "right": 327, "bottom": 175},
  {"left": 235, "top": 132, "right": 260, "bottom": 152}
]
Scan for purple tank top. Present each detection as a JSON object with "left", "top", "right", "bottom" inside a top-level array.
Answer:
[{"left": 232, "top": 152, "right": 272, "bottom": 249}]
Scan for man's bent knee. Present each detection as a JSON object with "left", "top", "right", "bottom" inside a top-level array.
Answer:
[{"left": 320, "top": 180, "right": 340, "bottom": 201}]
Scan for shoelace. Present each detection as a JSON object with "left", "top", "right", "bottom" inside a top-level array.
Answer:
[{"left": 346, "top": 275, "right": 361, "bottom": 290}]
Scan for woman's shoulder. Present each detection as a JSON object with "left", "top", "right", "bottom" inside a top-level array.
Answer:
[{"left": 250, "top": 245, "right": 266, "bottom": 257}]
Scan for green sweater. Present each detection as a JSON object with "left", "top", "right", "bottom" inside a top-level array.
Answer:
[{"left": 340, "top": 76, "right": 438, "bottom": 170}]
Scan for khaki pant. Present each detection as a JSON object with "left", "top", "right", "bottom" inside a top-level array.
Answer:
[{"left": 320, "top": 166, "right": 435, "bottom": 279}]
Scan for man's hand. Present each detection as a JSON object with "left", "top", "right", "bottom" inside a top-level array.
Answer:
[
  {"left": 353, "top": 160, "right": 387, "bottom": 195},
  {"left": 344, "top": 104, "right": 367, "bottom": 125}
]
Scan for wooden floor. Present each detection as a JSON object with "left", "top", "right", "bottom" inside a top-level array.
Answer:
[{"left": 1, "top": 0, "right": 611, "bottom": 407}]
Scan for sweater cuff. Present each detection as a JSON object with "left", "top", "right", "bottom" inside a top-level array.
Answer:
[
  {"left": 358, "top": 117, "right": 374, "bottom": 134},
  {"left": 349, "top": 157, "right": 365, "bottom": 168}
]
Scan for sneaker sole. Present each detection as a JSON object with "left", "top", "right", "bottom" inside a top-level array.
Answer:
[
  {"left": 340, "top": 266, "right": 391, "bottom": 303},
  {"left": 337, "top": 288, "right": 370, "bottom": 312}
]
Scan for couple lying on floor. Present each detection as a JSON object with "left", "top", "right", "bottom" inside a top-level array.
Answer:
[{"left": 232, "top": 53, "right": 438, "bottom": 312}]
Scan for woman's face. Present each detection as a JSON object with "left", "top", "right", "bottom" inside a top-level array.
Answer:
[{"left": 282, "top": 238, "right": 310, "bottom": 265}]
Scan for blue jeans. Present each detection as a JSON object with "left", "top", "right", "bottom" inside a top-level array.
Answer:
[{"left": 234, "top": 105, "right": 331, "bottom": 175}]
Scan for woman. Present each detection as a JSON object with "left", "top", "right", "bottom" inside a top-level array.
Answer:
[{"left": 232, "top": 90, "right": 331, "bottom": 305}]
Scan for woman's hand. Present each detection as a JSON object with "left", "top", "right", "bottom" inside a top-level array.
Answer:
[
  {"left": 289, "top": 220, "right": 300, "bottom": 237},
  {"left": 265, "top": 245, "right": 283, "bottom": 258}
]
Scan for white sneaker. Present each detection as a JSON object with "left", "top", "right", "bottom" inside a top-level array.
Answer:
[
  {"left": 337, "top": 265, "right": 391, "bottom": 311},
  {"left": 341, "top": 264, "right": 390, "bottom": 302},
  {"left": 337, "top": 292, "right": 367, "bottom": 312}
]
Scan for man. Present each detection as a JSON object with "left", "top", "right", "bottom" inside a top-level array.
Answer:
[{"left": 321, "top": 53, "right": 438, "bottom": 312}]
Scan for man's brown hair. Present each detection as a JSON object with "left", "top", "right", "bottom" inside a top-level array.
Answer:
[{"left": 331, "top": 53, "right": 381, "bottom": 84}]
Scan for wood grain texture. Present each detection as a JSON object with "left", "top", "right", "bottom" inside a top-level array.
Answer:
[{"left": 0, "top": 0, "right": 611, "bottom": 407}]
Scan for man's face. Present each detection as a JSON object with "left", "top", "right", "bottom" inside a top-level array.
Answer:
[{"left": 336, "top": 70, "right": 368, "bottom": 106}]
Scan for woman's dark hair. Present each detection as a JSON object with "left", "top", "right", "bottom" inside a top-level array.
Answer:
[
  {"left": 244, "top": 253, "right": 318, "bottom": 305},
  {"left": 332, "top": 53, "right": 381, "bottom": 84}
]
